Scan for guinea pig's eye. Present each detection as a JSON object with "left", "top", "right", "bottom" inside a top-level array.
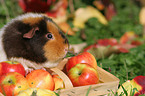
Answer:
[
  {"left": 35, "top": 29, "right": 40, "bottom": 34},
  {"left": 46, "top": 33, "right": 53, "bottom": 39}
]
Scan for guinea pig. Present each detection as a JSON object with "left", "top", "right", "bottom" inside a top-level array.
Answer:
[{"left": 0, "top": 13, "right": 69, "bottom": 70}]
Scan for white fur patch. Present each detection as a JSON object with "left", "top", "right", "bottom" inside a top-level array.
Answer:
[
  {"left": 10, "top": 57, "right": 59, "bottom": 70},
  {"left": 16, "top": 13, "right": 43, "bottom": 20},
  {"left": 0, "top": 28, "right": 8, "bottom": 62},
  {"left": 2, "top": 13, "right": 52, "bottom": 31}
]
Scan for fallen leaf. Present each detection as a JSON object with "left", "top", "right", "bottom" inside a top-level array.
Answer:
[
  {"left": 139, "top": 7, "right": 145, "bottom": 25},
  {"left": 69, "top": 43, "right": 87, "bottom": 53},
  {"left": 49, "top": 7, "right": 68, "bottom": 23},
  {"left": 73, "top": 6, "right": 108, "bottom": 28},
  {"left": 120, "top": 31, "right": 138, "bottom": 44},
  {"left": 105, "top": 3, "right": 117, "bottom": 21},
  {"left": 93, "top": 0, "right": 105, "bottom": 10},
  {"left": 97, "top": 38, "right": 118, "bottom": 46},
  {"left": 86, "top": 45, "right": 118, "bottom": 59},
  {"left": 58, "top": 22, "right": 75, "bottom": 35},
  {"left": 83, "top": 35, "right": 139, "bottom": 59},
  {"left": 139, "top": 7, "right": 145, "bottom": 35}
]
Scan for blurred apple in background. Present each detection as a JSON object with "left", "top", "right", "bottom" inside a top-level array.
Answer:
[
  {"left": 0, "top": 61, "right": 25, "bottom": 76},
  {"left": 67, "top": 63, "right": 99, "bottom": 87},
  {"left": 26, "top": 69, "right": 55, "bottom": 91},
  {"left": 0, "top": 72, "right": 29, "bottom": 96},
  {"left": 65, "top": 52, "right": 97, "bottom": 72}
]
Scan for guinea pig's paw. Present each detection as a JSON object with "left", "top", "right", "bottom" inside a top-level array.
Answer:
[{"left": 25, "top": 68, "right": 34, "bottom": 75}]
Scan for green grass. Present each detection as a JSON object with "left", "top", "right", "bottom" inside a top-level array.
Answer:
[
  {"left": 0, "top": 0, "right": 23, "bottom": 28},
  {"left": 0, "top": 0, "right": 144, "bottom": 95}
]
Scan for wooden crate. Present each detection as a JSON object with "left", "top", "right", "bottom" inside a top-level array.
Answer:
[{"left": 50, "top": 58, "right": 120, "bottom": 96}]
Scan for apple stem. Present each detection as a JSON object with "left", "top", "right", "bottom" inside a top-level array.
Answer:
[
  {"left": 8, "top": 80, "right": 13, "bottom": 84},
  {"left": 31, "top": 90, "right": 37, "bottom": 96},
  {"left": 78, "top": 72, "right": 82, "bottom": 75}
]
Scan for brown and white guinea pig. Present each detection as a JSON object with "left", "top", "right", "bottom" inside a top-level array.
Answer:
[{"left": 0, "top": 13, "right": 69, "bottom": 70}]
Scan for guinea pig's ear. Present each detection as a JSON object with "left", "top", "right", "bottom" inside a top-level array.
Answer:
[{"left": 23, "top": 27, "right": 39, "bottom": 39}]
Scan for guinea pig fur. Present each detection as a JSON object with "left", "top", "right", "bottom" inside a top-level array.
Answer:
[{"left": 0, "top": 13, "right": 69, "bottom": 70}]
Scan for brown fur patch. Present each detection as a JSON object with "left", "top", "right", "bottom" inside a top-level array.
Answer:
[
  {"left": 43, "top": 22, "right": 68, "bottom": 62},
  {"left": 22, "top": 17, "right": 43, "bottom": 26}
]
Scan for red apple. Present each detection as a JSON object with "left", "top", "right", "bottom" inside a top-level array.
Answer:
[
  {"left": 0, "top": 72, "right": 30, "bottom": 96},
  {"left": 67, "top": 63, "right": 99, "bottom": 87},
  {"left": 0, "top": 61, "right": 25, "bottom": 76},
  {"left": 117, "top": 75, "right": 145, "bottom": 96},
  {"left": 132, "top": 76, "right": 145, "bottom": 96},
  {"left": 26, "top": 69, "right": 55, "bottom": 91},
  {"left": 66, "top": 52, "right": 97, "bottom": 72},
  {"left": 52, "top": 74, "right": 64, "bottom": 90}
]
